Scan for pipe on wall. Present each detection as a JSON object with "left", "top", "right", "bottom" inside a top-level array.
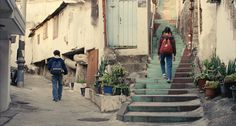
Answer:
[{"left": 102, "top": 0, "right": 107, "bottom": 47}]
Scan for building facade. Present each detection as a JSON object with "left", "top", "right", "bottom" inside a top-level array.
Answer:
[{"left": 28, "top": 0, "right": 155, "bottom": 85}]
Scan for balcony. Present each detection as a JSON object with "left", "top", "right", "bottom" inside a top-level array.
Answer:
[{"left": 0, "top": 0, "right": 25, "bottom": 35}]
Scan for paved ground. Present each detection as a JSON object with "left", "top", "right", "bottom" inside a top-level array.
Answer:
[
  {"left": 0, "top": 74, "right": 205, "bottom": 126},
  {"left": 0, "top": 74, "right": 213, "bottom": 126}
]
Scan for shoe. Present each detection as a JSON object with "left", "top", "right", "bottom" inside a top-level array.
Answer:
[
  {"left": 162, "top": 74, "right": 167, "bottom": 79},
  {"left": 167, "top": 79, "right": 171, "bottom": 83},
  {"left": 53, "top": 99, "right": 58, "bottom": 102}
]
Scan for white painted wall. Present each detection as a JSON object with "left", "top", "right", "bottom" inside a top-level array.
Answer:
[
  {"left": 216, "top": 0, "right": 236, "bottom": 63},
  {"left": 197, "top": 0, "right": 217, "bottom": 61},
  {"left": 0, "top": 36, "right": 11, "bottom": 112},
  {"left": 31, "top": 1, "right": 105, "bottom": 63},
  {"left": 11, "top": 0, "right": 63, "bottom": 67}
]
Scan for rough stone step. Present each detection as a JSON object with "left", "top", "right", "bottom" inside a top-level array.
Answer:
[
  {"left": 180, "top": 59, "right": 193, "bottom": 64},
  {"left": 174, "top": 72, "right": 192, "bottom": 77},
  {"left": 132, "top": 94, "right": 199, "bottom": 102},
  {"left": 133, "top": 88, "right": 198, "bottom": 95},
  {"left": 116, "top": 55, "right": 149, "bottom": 64},
  {"left": 176, "top": 68, "right": 192, "bottom": 72},
  {"left": 128, "top": 99, "right": 201, "bottom": 112},
  {"left": 171, "top": 83, "right": 196, "bottom": 89},
  {"left": 122, "top": 63, "right": 147, "bottom": 73},
  {"left": 178, "top": 63, "right": 192, "bottom": 68},
  {"left": 172, "top": 77, "right": 194, "bottom": 83},
  {"left": 124, "top": 108, "right": 203, "bottom": 123}
]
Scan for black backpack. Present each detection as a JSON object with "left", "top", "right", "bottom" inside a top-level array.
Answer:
[{"left": 50, "top": 60, "right": 63, "bottom": 75}]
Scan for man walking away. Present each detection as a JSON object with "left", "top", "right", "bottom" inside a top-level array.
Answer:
[{"left": 47, "top": 50, "right": 68, "bottom": 102}]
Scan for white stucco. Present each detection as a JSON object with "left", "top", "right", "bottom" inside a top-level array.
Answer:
[
  {"left": 11, "top": 0, "right": 63, "bottom": 67},
  {"left": 0, "top": 35, "right": 11, "bottom": 112},
  {"left": 198, "top": 0, "right": 217, "bottom": 61},
  {"left": 30, "top": 1, "right": 105, "bottom": 63},
  {"left": 216, "top": 0, "right": 236, "bottom": 63}
]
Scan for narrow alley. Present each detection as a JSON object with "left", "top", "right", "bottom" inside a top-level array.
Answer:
[{"left": 1, "top": 0, "right": 236, "bottom": 126}]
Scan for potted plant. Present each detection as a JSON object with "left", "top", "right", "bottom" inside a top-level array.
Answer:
[
  {"left": 204, "top": 81, "right": 219, "bottom": 99},
  {"left": 224, "top": 73, "right": 236, "bottom": 98},
  {"left": 110, "top": 65, "right": 129, "bottom": 96},
  {"left": 101, "top": 73, "right": 113, "bottom": 95},
  {"left": 194, "top": 72, "right": 209, "bottom": 91}
]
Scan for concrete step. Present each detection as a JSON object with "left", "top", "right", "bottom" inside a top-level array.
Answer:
[
  {"left": 135, "top": 83, "right": 169, "bottom": 89},
  {"left": 133, "top": 88, "right": 198, "bottom": 95},
  {"left": 176, "top": 67, "right": 192, "bottom": 72},
  {"left": 135, "top": 78, "right": 158, "bottom": 83},
  {"left": 172, "top": 77, "right": 194, "bottom": 83},
  {"left": 128, "top": 99, "right": 201, "bottom": 112},
  {"left": 131, "top": 94, "right": 199, "bottom": 102},
  {"left": 174, "top": 72, "right": 192, "bottom": 78},
  {"left": 123, "top": 108, "right": 203, "bottom": 123}
]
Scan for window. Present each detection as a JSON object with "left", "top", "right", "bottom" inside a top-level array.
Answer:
[
  {"left": 37, "top": 34, "right": 40, "bottom": 45},
  {"left": 43, "top": 22, "right": 48, "bottom": 39},
  {"left": 199, "top": 1, "right": 203, "bottom": 33},
  {"left": 53, "top": 16, "right": 59, "bottom": 39},
  {"left": 91, "top": 0, "right": 99, "bottom": 25}
]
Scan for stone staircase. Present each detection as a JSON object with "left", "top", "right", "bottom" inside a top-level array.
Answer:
[{"left": 117, "top": 21, "right": 204, "bottom": 124}]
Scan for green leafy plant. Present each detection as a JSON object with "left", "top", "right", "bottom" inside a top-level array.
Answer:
[
  {"left": 205, "top": 81, "right": 219, "bottom": 89},
  {"left": 224, "top": 73, "right": 236, "bottom": 83}
]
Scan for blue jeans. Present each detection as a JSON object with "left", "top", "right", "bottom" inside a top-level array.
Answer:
[
  {"left": 160, "top": 54, "right": 173, "bottom": 80},
  {"left": 52, "top": 75, "right": 63, "bottom": 100}
]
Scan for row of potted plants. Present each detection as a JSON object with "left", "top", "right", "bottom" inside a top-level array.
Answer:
[
  {"left": 194, "top": 55, "right": 236, "bottom": 100},
  {"left": 93, "top": 58, "right": 130, "bottom": 96}
]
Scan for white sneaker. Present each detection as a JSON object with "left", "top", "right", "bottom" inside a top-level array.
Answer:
[
  {"left": 162, "top": 74, "right": 167, "bottom": 79},
  {"left": 167, "top": 79, "right": 171, "bottom": 83}
]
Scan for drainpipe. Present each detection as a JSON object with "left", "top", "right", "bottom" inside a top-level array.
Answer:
[
  {"left": 102, "top": 0, "right": 107, "bottom": 47},
  {"left": 188, "top": 0, "right": 194, "bottom": 56},
  {"left": 17, "top": 0, "right": 27, "bottom": 87}
]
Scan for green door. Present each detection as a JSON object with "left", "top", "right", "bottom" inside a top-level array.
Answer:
[{"left": 107, "top": 0, "right": 137, "bottom": 48}]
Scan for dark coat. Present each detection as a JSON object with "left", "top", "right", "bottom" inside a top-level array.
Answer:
[{"left": 47, "top": 57, "right": 68, "bottom": 75}]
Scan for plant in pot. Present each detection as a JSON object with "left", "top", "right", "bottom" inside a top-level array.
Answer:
[
  {"left": 194, "top": 72, "right": 209, "bottom": 91},
  {"left": 224, "top": 73, "right": 236, "bottom": 98},
  {"left": 110, "top": 65, "right": 129, "bottom": 96},
  {"left": 94, "top": 57, "right": 108, "bottom": 94},
  {"left": 222, "top": 59, "right": 236, "bottom": 98},
  {"left": 204, "top": 80, "right": 219, "bottom": 99},
  {"left": 101, "top": 72, "right": 113, "bottom": 95}
]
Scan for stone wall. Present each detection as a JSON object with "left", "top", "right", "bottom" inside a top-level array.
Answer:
[{"left": 177, "top": 0, "right": 198, "bottom": 48}]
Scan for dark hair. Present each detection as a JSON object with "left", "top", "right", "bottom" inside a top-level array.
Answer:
[
  {"left": 162, "top": 27, "right": 172, "bottom": 35},
  {"left": 53, "top": 50, "right": 60, "bottom": 56}
]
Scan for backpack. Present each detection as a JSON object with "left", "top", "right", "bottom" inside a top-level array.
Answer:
[
  {"left": 159, "top": 37, "right": 173, "bottom": 54},
  {"left": 50, "top": 60, "right": 63, "bottom": 75}
]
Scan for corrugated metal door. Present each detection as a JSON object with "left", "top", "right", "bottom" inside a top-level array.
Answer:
[
  {"left": 86, "top": 49, "right": 98, "bottom": 87},
  {"left": 107, "top": 0, "right": 137, "bottom": 48}
]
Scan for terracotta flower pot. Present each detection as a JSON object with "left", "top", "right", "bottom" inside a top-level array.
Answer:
[
  {"left": 205, "top": 88, "right": 216, "bottom": 99},
  {"left": 198, "top": 79, "right": 206, "bottom": 90}
]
